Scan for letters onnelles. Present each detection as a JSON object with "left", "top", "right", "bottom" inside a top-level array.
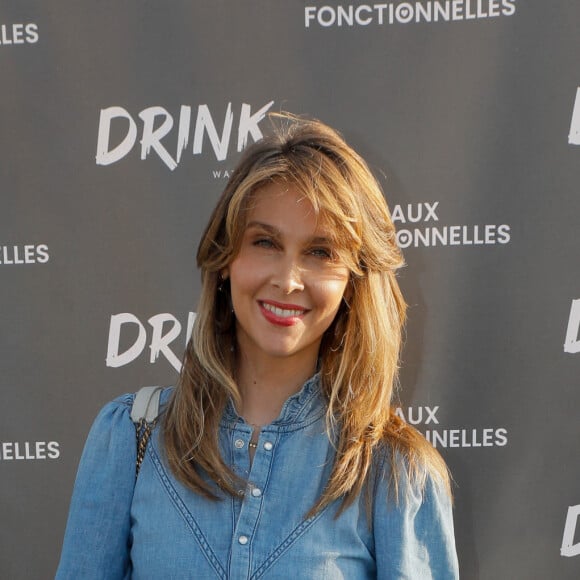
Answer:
[
  {"left": 0, "top": 23, "right": 38, "bottom": 45},
  {"left": 0, "top": 244, "right": 49, "bottom": 265},
  {"left": 424, "top": 427, "right": 508, "bottom": 448},
  {"left": 0, "top": 441, "right": 59, "bottom": 460},
  {"left": 396, "top": 406, "right": 508, "bottom": 448}
]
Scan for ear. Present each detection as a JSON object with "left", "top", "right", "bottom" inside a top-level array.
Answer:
[{"left": 220, "top": 268, "right": 229, "bottom": 280}]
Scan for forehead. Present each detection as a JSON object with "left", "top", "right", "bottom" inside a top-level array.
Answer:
[{"left": 244, "top": 182, "right": 326, "bottom": 234}]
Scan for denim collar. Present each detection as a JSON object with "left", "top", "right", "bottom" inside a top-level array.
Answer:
[{"left": 221, "top": 373, "right": 325, "bottom": 432}]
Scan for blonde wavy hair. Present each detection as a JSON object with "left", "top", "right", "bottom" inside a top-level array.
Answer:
[{"left": 164, "top": 114, "right": 450, "bottom": 516}]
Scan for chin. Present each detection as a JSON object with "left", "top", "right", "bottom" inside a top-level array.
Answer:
[{"left": 262, "top": 341, "right": 307, "bottom": 359}]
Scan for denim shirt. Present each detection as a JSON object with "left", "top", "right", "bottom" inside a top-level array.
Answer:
[{"left": 56, "top": 375, "right": 459, "bottom": 579}]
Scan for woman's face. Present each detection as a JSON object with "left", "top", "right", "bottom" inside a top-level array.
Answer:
[{"left": 226, "top": 182, "right": 350, "bottom": 370}]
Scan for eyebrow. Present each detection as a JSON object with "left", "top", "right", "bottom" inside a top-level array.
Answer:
[
  {"left": 246, "top": 221, "right": 332, "bottom": 245},
  {"left": 246, "top": 221, "right": 278, "bottom": 234}
]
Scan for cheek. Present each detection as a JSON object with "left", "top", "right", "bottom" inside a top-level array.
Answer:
[
  {"left": 229, "top": 257, "right": 265, "bottom": 297},
  {"left": 311, "top": 278, "right": 349, "bottom": 313}
]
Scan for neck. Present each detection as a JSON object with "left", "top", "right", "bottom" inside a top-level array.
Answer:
[{"left": 235, "top": 351, "right": 317, "bottom": 426}]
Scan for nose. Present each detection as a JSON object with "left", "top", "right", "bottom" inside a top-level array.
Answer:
[{"left": 271, "top": 256, "right": 304, "bottom": 294}]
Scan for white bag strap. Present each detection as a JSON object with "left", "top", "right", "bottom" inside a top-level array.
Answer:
[{"left": 130, "top": 386, "right": 163, "bottom": 424}]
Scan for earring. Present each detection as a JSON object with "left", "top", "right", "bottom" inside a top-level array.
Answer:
[
  {"left": 217, "top": 273, "right": 234, "bottom": 313},
  {"left": 218, "top": 271, "right": 229, "bottom": 292}
]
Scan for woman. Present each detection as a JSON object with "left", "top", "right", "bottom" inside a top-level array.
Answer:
[{"left": 57, "top": 115, "right": 459, "bottom": 579}]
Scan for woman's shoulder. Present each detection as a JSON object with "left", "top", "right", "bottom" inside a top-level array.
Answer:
[
  {"left": 373, "top": 417, "right": 452, "bottom": 500},
  {"left": 372, "top": 439, "right": 459, "bottom": 578},
  {"left": 71, "top": 386, "right": 174, "bottom": 478},
  {"left": 109, "top": 385, "right": 174, "bottom": 405},
  {"left": 87, "top": 386, "right": 174, "bottom": 436}
]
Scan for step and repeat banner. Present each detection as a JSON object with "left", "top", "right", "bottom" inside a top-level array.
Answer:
[{"left": 1, "top": 1, "right": 579, "bottom": 578}]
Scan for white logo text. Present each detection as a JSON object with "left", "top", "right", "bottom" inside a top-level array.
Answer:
[
  {"left": 96, "top": 101, "right": 274, "bottom": 170},
  {"left": 106, "top": 312, "right": 196, "bottom": 371},
  {"left": 569, "top": 88, "right": 580, "bottom": 145},
  {"left": 564, "top": 299, "right": 580, "bottom": 354},
  {"left": 561, "top": 505, "right": 580, "bottom": 557},
  {"left": 0, "top": 23, "right": 38, "bottom": 45}
]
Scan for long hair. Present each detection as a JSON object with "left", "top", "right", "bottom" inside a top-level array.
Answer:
[{"left": 163, "top": 114, "right": 450, "bottom": 515}]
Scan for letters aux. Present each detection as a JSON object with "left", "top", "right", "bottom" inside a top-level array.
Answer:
[
  {"left": 391, "top": 202, "right": 439, "bottom": 224},
  {"left": 96, "top": 101, "right": 274, "bottom": 170}
]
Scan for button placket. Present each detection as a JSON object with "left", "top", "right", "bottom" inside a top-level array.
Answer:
[
  {"left": 228, "top": 431, "right": 278, "bottom": 578},
  {"left": 230, "top": 429, "right": 252, "bottom": 521},
  {"left": 242, "top": 431, "right": 275, "bottom": 507},
  {"left": 231, "top": 428, "right": 252, "bottom": 466}
]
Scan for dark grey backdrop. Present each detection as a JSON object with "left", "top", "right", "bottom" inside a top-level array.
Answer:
[{"left": 1, "top": 1, "right": 579, "bottom": 578}]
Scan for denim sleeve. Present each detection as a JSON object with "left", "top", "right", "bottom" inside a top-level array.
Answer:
[
  {"left": 55, "top": 395, "right": 136, "bottom": 580},
  {"left": 374, "top": 466, "right": 460, "bottom": 580}
]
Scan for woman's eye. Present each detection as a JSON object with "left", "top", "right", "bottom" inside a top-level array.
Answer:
[
  {"left": 309, "top": 247, "right": 332, "bottom": 259},
  {"left": 253, "top": 238, "right": 275, "bottom": 249}
]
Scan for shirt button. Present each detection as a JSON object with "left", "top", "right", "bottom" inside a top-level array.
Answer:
[
  {"left": 263, "top": 441, "right": 273, "bottom": 451},
  {"left": 251, "top": 487, "right": 262, "bottom": 498},
  {"left": 238, "top": 535, "right": 249, "bottom": 545},
  {"left": 234, "top": 438, "right": 245, "bottom": 449}
]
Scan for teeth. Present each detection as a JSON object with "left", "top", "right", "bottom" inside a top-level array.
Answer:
[{"left": 262, "top": 303, "right": 304, "bottom": 318}]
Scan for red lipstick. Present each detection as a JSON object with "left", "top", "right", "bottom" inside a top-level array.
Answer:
[{"left": 258, "top": 300, "right": 308, "bottom": 327}]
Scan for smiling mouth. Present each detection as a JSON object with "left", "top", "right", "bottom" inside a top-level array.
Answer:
[{"left": 260, "top": 302, "right": 307, "bottom": 318}]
